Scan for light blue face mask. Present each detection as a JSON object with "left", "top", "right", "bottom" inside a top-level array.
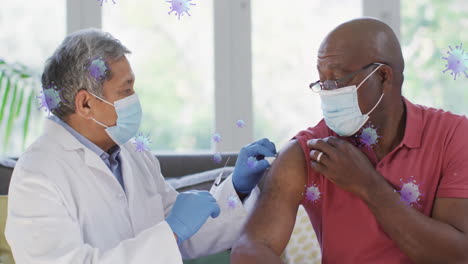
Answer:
[
  {"left": 319, "top": 64, "right": 385, "bottom": 137},
  {"left": 89, "top": 92, "right": 142, "bottom": 145}
]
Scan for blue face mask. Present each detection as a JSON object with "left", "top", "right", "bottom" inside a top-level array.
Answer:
[
  {"left": 319, "top": 64, "right": 385, "bottom": 137},
  {"left": 89, "top": 92, "right": 142, "bottom": 145}
]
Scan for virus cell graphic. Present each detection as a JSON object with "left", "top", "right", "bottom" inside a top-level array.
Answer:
[
  {"left": 226, "top": 195, "right": 238, "bottom": 209},
  {"left": 133, "top": 132, "right": 152, "bottom": 152},
  {"left": 236, "top": 119, "right": 246, "bottom": 128},
  {"left": 88, "top": 57, "right": 110, "bottom": 81},
  {"left": 395, "top": 176, "right": 423, "bottom": 207},
  {"left": 166, "top": 0, "right": 196, "bottom": 20},
  {"left": 304, "top": 184, "right": 321, "bottom": 203},
  {"left": 97, "top": 0, "right": 116, "bottom": 6},
  {"left": 37, "top": 83, "right": 64, "bottom": 115},
  {"left": 212, "top": 152, "right": 222, "bottom": 164},
  {"left": 246, "top": 156, "right": 258, "bottom": 169},
  {"left": 212, "top": 132, "right": 222, "bottom": 143},
  {"left": 442, "top": 43, "right": 468, "bottom": 80},
  {"left": 356, "top": 124, "right": 380, "bottom": 149}
]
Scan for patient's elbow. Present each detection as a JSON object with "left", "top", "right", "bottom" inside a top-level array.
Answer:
[{"left": 231, "top": 236, "right": 284, "bottom": 264}]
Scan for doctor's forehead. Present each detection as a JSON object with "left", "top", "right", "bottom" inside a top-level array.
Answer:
[{"left": 107, "top": 56, "right": 135, "bottom": 88}]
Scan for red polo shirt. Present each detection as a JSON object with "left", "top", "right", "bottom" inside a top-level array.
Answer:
[{"left": 294, "top": 97, "right": 468, "bottom": 264}]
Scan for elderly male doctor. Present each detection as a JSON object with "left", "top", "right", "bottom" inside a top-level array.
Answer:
[{"left": 5, "top": 29, "right": 277, "bottom": 264}]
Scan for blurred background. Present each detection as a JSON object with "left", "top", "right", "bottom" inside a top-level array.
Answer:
[{"left": 0, "top": 0, "right": 467, "bottom": 156}]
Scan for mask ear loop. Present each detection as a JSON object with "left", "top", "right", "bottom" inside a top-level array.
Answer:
[
  {"left": 358, "top": 63, "right": 386, "bottom": 116},
  {"left": 356, "top": 63, "right": 385, "bottom": 90},
  {"left": 91, "top": 118, "right": 109, "bottom": 128},
  {"left": 88, "top": 92, "right": 115, "bottom": 107},
  {"left": 88, "top": 91, "right": 114, "bottom": 128}
]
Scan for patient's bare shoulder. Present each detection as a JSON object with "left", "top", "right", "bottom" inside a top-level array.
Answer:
[{"left": 262, "top": 139, "right": 308, "bottom": 203}]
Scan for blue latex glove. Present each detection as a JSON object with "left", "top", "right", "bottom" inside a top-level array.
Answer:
[
  {"left": 232, "top": 138, "right": 277, "bottom": 194},
  {"left": 166, "top": 190, "right": 221, "bottom": 244}
]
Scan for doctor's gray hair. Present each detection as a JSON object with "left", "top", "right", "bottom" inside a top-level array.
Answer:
[{"left": 41, "top": 28, "right": 131, "bottom": 120}]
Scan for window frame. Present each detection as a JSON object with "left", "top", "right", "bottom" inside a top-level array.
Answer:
[{"left": 67, "top": 0, "right": 400, "bottom": 152}]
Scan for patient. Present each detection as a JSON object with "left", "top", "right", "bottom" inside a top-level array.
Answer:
[{"left": 231, "top": 18, "right": 468, "bottom": 264}]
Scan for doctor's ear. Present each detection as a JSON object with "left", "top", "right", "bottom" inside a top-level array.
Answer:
[{"left": 74, "top": 89, "right": 95, "bottom": 119}]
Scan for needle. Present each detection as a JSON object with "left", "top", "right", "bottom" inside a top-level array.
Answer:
[{"left": 210, "top": 156, "right": 231, "bottom": 194}]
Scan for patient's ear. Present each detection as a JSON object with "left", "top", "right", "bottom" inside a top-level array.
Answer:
[
  {"left": 380, "top": 65, "right": 394, "bottom": 94},
  {"left": 74, "top": 90, "right": 93, "bottom": 119}
]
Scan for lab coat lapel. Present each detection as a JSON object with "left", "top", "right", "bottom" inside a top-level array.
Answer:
[
  {"left": 119, "top": 148, "right": 135, "bottom": 202},
  {"left": 43, "top": 118, "right": 121, "bottom": 184}
]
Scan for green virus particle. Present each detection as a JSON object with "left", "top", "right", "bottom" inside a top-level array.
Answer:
[
  {"left": 442, "top": 43, "right": 468, "bottom": 80},
  {"left": 212, "top": 132, "right": 222, "bottom": 143},
  {"left": 227, "top": 195, "right": 238, "bottom": 209},
  {"left": 356, "top": 124, "right": 380, "bottom": 149},
  {"left": 166, "top": 0, "right": 196, "bottom": 20},
  {"left": 395, "top": 176, "right": 423, "bottom": 207},
  {"left": 212, "top": 152, "right": 222, "bottom": 164},
  {"left": 133, "top": 132, "right": 152, "bottom": 152},
  {"left": 236, "top": 119, "right": 246, "bottom": 128},
  {"left": 37, "top": 83, "right": 64, "bottom": 115},
  {"left": 89, "top": 57, "right": 110, "bottom": 81},
  {"left": 246, "top": 156, "right": 257, "bottom": 169},
  {"left": 305, "top": 184, "right": 321, "bottom": 203}
]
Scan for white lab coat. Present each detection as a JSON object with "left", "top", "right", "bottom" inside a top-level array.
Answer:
[{"left": 5, "top": 118, "right": 259, "bottom": 264}]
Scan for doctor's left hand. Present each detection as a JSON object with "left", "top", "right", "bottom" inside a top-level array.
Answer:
[
  {"left": 166, "top": 190, "right": 221, "bottom": 244},
  {"left": 233, "top": 138, "right": 277, "bottom": 194}
]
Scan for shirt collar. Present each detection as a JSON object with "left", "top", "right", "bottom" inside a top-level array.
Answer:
[
  {"left": 400, "top": 97, "right": 423, "bottom": 149},
  {"left": 48, "top": 115, "right": 121, "bottom": 160}
]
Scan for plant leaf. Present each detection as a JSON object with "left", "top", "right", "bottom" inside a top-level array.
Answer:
[
  {"left": 23, "top": 91, "right": 34, "bottom": 150},
  {"left": 0, "top": 77, "right": 11, "bottom": 125},
  {"left": 20, "top": 73, "right": 31, "bottom": 79},
  {"left": 0, "top": 70, "right": 5, "bottom": 92},
  {"left": 4, "top": 81, "right": 18, "bottom": 147},
  {"left": 15, "top": 83, "right": 25, "bottom": 117}
]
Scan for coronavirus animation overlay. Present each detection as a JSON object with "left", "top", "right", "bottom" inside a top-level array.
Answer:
[
  {"left": 166, "top": 0, "right": 196, "bottom": 20},
  {"left": 442, "top": 43, "right": 468, "bottom": 80}
]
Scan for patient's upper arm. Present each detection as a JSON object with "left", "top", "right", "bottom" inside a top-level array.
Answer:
[{"left": 240, "top": 139, "right": 308, "bottom": 255}]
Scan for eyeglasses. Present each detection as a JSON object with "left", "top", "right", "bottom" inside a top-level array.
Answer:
[{"left": 309, "top": 63, "right": 384, "bottom": 92}]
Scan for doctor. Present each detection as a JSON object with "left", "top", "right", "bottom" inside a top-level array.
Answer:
[{"left": 5, "top": 29, "right": 276, "bottom": 264}]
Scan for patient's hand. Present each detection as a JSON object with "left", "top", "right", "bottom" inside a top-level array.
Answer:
[{"left": 307, "top": 136, "right": 382, "bottom": 199}]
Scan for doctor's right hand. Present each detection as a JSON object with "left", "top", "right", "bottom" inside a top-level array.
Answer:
[{"left": 166, "top": 190, "right": 221, "bottom": 244}]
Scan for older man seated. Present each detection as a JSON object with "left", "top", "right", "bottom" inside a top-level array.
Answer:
[
  {"left": 5, "top": 29, "right": 277, "bottom": 264},
  {"left": 231, "top": 18, "right": 468, "bottom": 264}
]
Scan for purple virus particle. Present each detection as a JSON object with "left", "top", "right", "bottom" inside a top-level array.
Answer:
[
  {"left": 166, "top": 0, "right": 196, "bottom": 20},
  {"left": 97, "top": 0, "right": 116, "bottom": 6},
  {"left": 212, "top": 132, "right": 222, "bottom": 143},
  {"left": 212, "top": 152, "right": 222, "bottom": 164},
  {"left": 226, "top": 195, "right": 238, "bottom": 209},
  {"left": 246, "top": 156, "right": 257, "bottom": 169},
  {"left": 304, "top": 184, "right": 321, "bottom": 203},
  {"left": 395, "top": 176, "right": 423, "bottom": 207},
  {"left": 236, "top": 119, "right": 246, "bottom": 128},
  {"left": 37, "top": 83, "right": 64, "bottom": 115},
  {"left": 88, "top": 57, "right": 110, "bottom": 81},
  {"left": 356, "top": 124, "right": 380, "bottom": 149},
  {"left": 442, "top": 43, "right": 468, "bottom": 80},
  {"left": 133, "top": 132, "right": 152, "bottom": 152}
]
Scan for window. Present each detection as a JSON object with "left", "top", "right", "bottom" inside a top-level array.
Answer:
[
  {"left": 401, "top": 0, "right": 468, "bottom": 115},
  {"left": 103, "top": 0, "right": 214, "bottom": 152},
  {"left": 252, "top": 0, "right": 363, "bottom": 147},
  {"left": 0, "top": 0, "right": 66, "bottom": 156}
]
